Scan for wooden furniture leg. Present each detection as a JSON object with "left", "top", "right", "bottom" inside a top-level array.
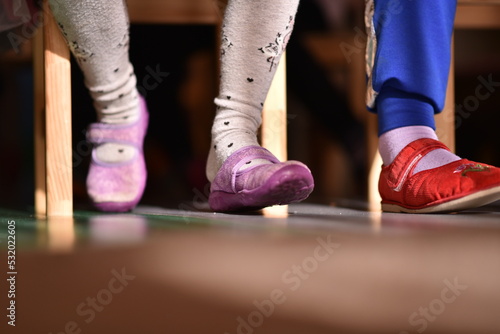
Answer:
[
  {"left": 262, "top": 53, "right": 287, "bottom": 162},
  {"left": 435, "top": 36, "right": 456, "bottom": 152},
  {"left": 261, "top": 53, "right": 288, "bottom": 217},
  {"left": 33, "top": 24, "right": 46, "bottom": 217},
  {"left": 34, "top": 0, "right": 73, "bottom": 217}
]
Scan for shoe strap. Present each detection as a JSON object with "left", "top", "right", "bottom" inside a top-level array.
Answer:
[
  {"left": 87, "top": 114, "right": 148, "bottom": 149},
  {"left": 231, "top": 151, "right": 279, "bottom": 193},
  {"left": 211, "top": 145, "right": 280, "bottom": 193},
  {"left": 385, "top": 138, "right": 450, "bottom": 189},
  {"left": 87, "top": 97, "right": 148, "bottom": 147}
]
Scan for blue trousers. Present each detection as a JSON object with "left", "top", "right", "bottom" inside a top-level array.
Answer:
[{"left": 366, "top": 0, "right": 457, "bottom": 135}]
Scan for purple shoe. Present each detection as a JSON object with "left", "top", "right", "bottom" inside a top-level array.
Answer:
[
  {"left": 86, "top": 96, "right": 149, "bottom": 212},
  {"left": 209, "top": 146, "right": 314, "bottom": 212}
]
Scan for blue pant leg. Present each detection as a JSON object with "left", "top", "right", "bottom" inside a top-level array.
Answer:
[{"left": 365, "top": 0, "right": 457, "bottom": 135}]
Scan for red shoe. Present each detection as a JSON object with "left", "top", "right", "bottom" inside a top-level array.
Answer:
[{"left": 379, "top": 138, "right": 500, "bottom": 213}]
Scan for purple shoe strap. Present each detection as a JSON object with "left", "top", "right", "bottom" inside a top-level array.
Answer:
[
  {"left": 87, "top": 96, "right": 148, "bottom": 167},
  {"left": 212, "top": 146, "right": 280, "bottom": 193},
  {"left": 87, "top": 97, "right": 148, "bottom": 147},
  {"left": 231, "top": 154, "right": 279, "bottom": 193},
  {"left": 90, "top": 148, "right": 139, "bottom": 168}
]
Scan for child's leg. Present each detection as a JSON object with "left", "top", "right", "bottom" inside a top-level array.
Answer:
[
  {"left": 206, "top": 0, "right": 299, "bottom": 180},
  {"left": 367, "top": 0, "right": 500, "bottom": 213},
  {"left": 367, "top": 0, "right": 459, "bottom": 171},
  {"left": 206, "top": 0, "right": 314, "bottom": 212},
  {"left": 49, "top": 0, "right": 139, "bottom": 126},
  {"left": 49, "top": 0, "right": 148, "bottom": 211}
]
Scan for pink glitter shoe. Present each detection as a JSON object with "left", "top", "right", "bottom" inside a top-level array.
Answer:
[
  {"left": 86, "top": 96, "right": 149, "bottom": 212},
  {"left": 209, "top": 146, "right": 314, "bottom": 212}
]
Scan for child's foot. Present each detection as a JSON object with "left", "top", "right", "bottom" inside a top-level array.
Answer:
[
  {"left": 209, "top": 146, "right": 314, "bottom": 212},
  {"left": 86, "top": 96, "right": 149, "bottom": 212},
  {"left": 379, "top": 125, "right": 461, "bottom": 174},
  {"left": 379, "top": 138, "right": 500, "bottom": 213}
]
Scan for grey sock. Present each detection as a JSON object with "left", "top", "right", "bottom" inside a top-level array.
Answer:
[
  {"left": 50, "top": 0, "right": 139, "bottom": 163},
  {"left": 206, "top": 0, "right": 300, "bottom": 181}
]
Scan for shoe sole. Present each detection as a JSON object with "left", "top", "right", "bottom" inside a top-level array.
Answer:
[
  {"left": 382, "top": 185, "right": 500, "bottom": 213},
  {"left": 93, "top": 199, "right": 140, "bottom": 213},
  {"left": 209, "top": 167, "right": 314, "bottom": 212}
]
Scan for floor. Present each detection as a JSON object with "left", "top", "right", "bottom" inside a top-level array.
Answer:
[{"left": 2, "top": 201, "right": 500, "bottom": 334}]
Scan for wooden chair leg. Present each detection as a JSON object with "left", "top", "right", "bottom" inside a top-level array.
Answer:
[
  {"left": 367, "top": 114, "right": 382, "bottom": 212},
  {"left": 261, "top": 53, "right": 288, "bottom": 217},
  {"left": 33, "top": 24, "right": 46, "bottom": 217},
  {"left": 435, "top": 36, "right": 456, "bottom": 153},
  {"left": 262, "top": 52, "right": 287, "bottom": 161},
  {"left": 39, "top": 0, "right": 73, "bottom": 217}
]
